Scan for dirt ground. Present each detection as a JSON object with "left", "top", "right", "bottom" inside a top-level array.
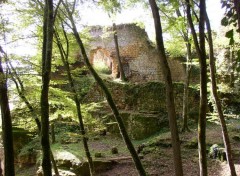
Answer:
[
  {"left": 16, "top": 121, "right": 240, "bottom": 176},
  {"left": 98, "top": 123, "right": 240, "bottom": 176}
]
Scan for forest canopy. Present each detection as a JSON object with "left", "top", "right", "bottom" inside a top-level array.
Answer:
[{"left": 0, "top": 0, "right": 240, "bottom": 176}]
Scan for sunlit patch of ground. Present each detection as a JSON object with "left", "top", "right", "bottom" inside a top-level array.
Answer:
[
  {"left": 15, "top": 118, "right": 240, "bottom": 176},
  {"left": 220, "top": 163, "right": 240, "bottom": 176}
]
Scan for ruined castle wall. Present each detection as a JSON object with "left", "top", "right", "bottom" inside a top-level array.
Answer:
[
  {"left": 89, "top": 23, "right": 186, "bottom": 83},
  {"left": 168, "top": 58, "right": 186, "bottom": 82}
]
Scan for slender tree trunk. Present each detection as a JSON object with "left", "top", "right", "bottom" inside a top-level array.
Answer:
[
  {"left": 51, "top": 124, "right": 55, "bottom": 144},
  {"left": 54, "top": 28, "right": 95, "bottom": 175},
  {"left": 182, "top": 42, "right": 192, "bottom": 132},
  {"left": 6, "top": 61, "right": 42, "bottom": 132},
  {"left": 41, "top": 0, "right": 54, "bottom": 175},
  {"left": 198, "top": 1, "right": 208, "bottom": 175},
  {"left": 175, "top": 9, "right": 192, "bottom": 132},
  {"left": 113, "top": 23, "right": 126, "bottom": 81},
  {"left": 50, "top": 151, "right": 59, "bottom": 176},
  {"left": 7, "top": 65, "right": 59, "bottom": 175},
  {"left": 185, "top": 0, "right": 207, "bottom": 175},
  {"left": 63, "top": 3, "right": 146, "bottom": 175},
  {"left": 229, "top": 46, "right": 235, "bottom": 88},
  {"left": 148, "top": 0, "right": 183, "bottom": 175},
  {"left": 206, "top": 12, "right": 237, "bottom": 176},
  {"left": 0, "top": 48, "right": 15, "bottom": 176}
]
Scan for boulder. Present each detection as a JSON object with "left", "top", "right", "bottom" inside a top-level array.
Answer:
[
  {"left": 36, "top": 167, "right": 76, "bottom": 176},
  {"left": 56, "top": 159, "right": 72, "bottom": 169},
  {"left": 54, "top": 150, "right": 116, "bottom": 176},
  {"left": 105, "top": 111, "right": 167, "bottom": 140},
  {"left": 73, "top": 160, "right": 116, "bottom": 176}
]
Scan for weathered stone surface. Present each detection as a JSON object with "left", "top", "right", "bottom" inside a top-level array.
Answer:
[
  {"left": 53, "top": 150, "right": 115, "bottom": 176},
  {"left": 17, "top": 152, "right": 37, "bottom": 168},
  {"left": 84, "top": 82, "right": 199, "bottom": 116},
  {"left": 54, "top": 150, "right": 81, "bottom": 170},
  {"left": 104, "top": 111, "right": 167, "bottom": 140},
  {"left": 57, "top": 159, "right": 73, "bottom": 169},
  {"left": 72, "top": 160, "right": 116, "bottom": 176},
  {"left": 88, "top": 23, "right": 186, "bottom": 83},
  {"left": 36, "top": 167, "right": 76, "bottom": 176},
  {"left": 83, "top": 81, "right": 199, "bottom": 139},
  {"left": 12, "top": 126, "right": 34, "bottom": 161}
]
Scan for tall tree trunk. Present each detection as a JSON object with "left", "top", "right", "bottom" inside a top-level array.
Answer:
[
  {"left": 185, "top": 0, "right": 207, "bottom": 175},
  {"left": 6, "top": 60, "right": 41, "bottom": 132},
  {"left": 41, "top": 0, "right": 54, "bottom": 175},
  {"left": 182, "top": 42, "right": 192, "bottom": 132},
  {"left": 198, "top": 1, "right": 208, "bottom": 175},
  {"left": 175, "top": 9, "right": 192, "bottom": 132},
  {"left": 148, "top": 0, "right": 183, "bottom": 175},
  {"left": 113, "top": 23, "right": 126, "bottom": 81},
  {"left": 54, "top": 28, "right": 95, "bottom": 175},
  {"left": 0, "top": 48, "right": 15, "bottom": 176},
  {"left": 229, "top": 46, "right": 235, "bottom": 88},
  {"left": 6, "top": 59, "right": 59, "bottom": 176},
  {"left": 7, "top": 63, "right": 59, "bottom": 176},
  {"left": 206, "top": 12, "right": 237, "bottom": 176},
  {"left": 63, "top": 3, "right": 146, "bottom": 175}
]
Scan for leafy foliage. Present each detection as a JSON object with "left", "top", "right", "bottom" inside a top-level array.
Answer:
[{"left": 221, "top": 0, "right": 239, "bottom": 29}]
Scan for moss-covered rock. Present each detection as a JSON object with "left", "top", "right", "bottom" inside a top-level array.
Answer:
[
  {"left": 73, "top": 160, "right": 116, "bottom": 176},
  {"left": 83, "top": 81, "right": 199, "bottom": 139},
  {"left": 104, "top": 111, "right": 167, "bottom": 140},
  {"left": 84, "top": 81, "right": 199, "bottom": 119},
  {"left": 184, "top": 138, "right": 198, "bottom": 149}
]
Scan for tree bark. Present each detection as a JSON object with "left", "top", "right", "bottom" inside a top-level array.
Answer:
[
  {"left": 176, "top": 8, "right": 192, "bottom": 132},
  {"left": 148, "top": 0, "right": 183, "bottom": 175},
  {"left": 54, "top": 27, "right": 95, "bottom": 175},
  {"left": 229, "top": 47, "right": 235, "bottom": 88},
  {"left": 113, "top": 23, "right": 126, "bottom": 81},
  {"left": 0, "top": 48, "right": 15, "bottom": 176},
  {"left": 51, "top": 124, "right": 55, "bottom": 144},
  {"left": 6, "top": 61, "right": 41, "bottom": 132},
  {"left": 182, "top": 42, "right": 192, "bottom": 132},
  {"left": 185, "top": 0, "right": 208, "bottom": 175},
  {"left": 7, "top": 62, "right": 59, "bottom": 176},
  {"left": 41, "top": 0, "right": 54, "bottom": 175},
  {"left": 63, "top": 2, "right": 146, "bottom": 175},
  {"left": 198, "top": 1, "right": 208, "bottom": 175},
  {"left": 6, "top": 62, "right": 59, "bottom": 175},
  {"left": 206, "top": 12, "right": 237, "bottom": 176}
]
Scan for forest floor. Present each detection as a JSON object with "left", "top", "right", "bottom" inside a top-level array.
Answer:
[
  {"left": 16, "top": 117, "right": 240, "bottom": 176},
  {"left": 98, "top": 120, "right": 240, "bottom": 176}
]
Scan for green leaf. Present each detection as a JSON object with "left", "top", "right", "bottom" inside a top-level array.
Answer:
[
  {"left": 237, "top": 50, "right": 240, "bottom": 62},
  {"left": 225, "top": 29, "right": 233, "bottom": 38},
  {"left": 221, "top": 17, "right": 228, "bottom": 26},
  {"left": 236, "top": 66, "right": 240, "bottom": 72},
  {"left": 229, "top": 38, "right": 235, "bottom": 45}
]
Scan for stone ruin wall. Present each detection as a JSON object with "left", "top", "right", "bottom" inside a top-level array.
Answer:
[{"left": 88, "top": 23, "right": 186, "bottom": 83}]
